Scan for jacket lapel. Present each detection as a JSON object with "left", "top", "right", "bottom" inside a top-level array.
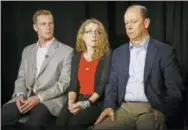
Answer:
[
  {"left": 144, "top": 39, "right": 157, "bottom": 83},
  {"left": 36, "top": 39, "right": 58, "bottom": 78},
  {"left": 71, "top": 52, "right": 81, "bottom": 89},
  {"left": 29, "top": 44, "right": 37, "bottom": 85},
  {"left": 122, "top": 44, "right": 130, "bottom": 80},
  {"left": 94, "top": 53, "right": 105, "bottom": 85},
  {"left": 119, "top": 44, "right": 130, "bottom": 101}
]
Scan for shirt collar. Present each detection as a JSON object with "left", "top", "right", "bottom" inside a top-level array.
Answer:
[
  {"left": 37, "top": 37, "right": 54, "bottom": 49},
  {"left": 129, "top": 35, "right": 150, "bottom": 50}
]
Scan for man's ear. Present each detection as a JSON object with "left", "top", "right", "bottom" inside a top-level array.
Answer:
[
  {"left": 145, "top": 18, "right": 150, "bottom": 29},
  {"left": 33, "top": 24, "right": 38, "bottom": 32}
]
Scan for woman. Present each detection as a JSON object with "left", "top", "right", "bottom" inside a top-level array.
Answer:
[{"left": 56, "top": 18, "right": 111, "bottom": 129}]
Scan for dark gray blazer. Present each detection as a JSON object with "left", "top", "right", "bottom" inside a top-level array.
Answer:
[{"left": 104, "top": 38, "right": 184, "bottom": 118}]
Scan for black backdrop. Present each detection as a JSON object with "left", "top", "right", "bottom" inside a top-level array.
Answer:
[{"left": 2, "top": 1, "right": 188, "bottom": 129}]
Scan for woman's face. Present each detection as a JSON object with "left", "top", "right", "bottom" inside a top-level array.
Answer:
[{"left": 82, "top": 22, "right": 100, "bottom": 48}]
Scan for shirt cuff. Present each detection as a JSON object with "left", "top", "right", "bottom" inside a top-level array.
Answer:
[
  {"left": 37, "top": 94, "right": 43, "bottom": 102},
  {"left": 16, "top": 92, "right": 26, "bottom": 97}
]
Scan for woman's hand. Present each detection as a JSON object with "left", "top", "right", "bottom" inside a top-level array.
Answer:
[{"left": 68, "top": 101, "right": 82, "bottom": 115}]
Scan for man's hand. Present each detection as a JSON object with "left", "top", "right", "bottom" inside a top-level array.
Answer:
[
  {"left": 16, "top": 96, "right": 25, "bottom": 113},
  {"left": 152, "top": 109, "right": 165, "bottom": 130},
  {"left": 20, "top": 96, "right": 40, "bottom": 114},
  {"left": 95, "top": 108, "right": 115, "bottom": 125}
]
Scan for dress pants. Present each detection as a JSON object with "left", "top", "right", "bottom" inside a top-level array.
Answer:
[
  {"left": 93, "top": 102, "right": 166, "bottom": 130},
  {"left": 2, "top": 101, "right": 53, "bottom": 129}
]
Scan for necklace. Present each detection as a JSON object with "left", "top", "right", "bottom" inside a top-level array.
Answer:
[{"left": 83, "top": 53, "right": 92, "bottom": 71}]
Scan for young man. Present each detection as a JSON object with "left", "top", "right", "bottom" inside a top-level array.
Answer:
[{"left": 2, "top": 9, "right": 73, "bottom": 129}]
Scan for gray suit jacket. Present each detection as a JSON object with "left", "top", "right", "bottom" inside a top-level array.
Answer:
[{"left": 7, "top": 38, "right": 74, "bottom": 116}]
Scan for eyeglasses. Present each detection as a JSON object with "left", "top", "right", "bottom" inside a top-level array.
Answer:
[{"left": 85, "top": 30, "right": 101, "bottom": 35}]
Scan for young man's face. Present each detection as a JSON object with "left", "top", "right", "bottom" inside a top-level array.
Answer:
[{"left": 33, "top": 14, "right": 54, "bottom": 41}]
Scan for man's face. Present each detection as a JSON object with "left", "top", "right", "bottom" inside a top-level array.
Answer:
[
  {"left": 124, "top": 7, "right": 149, "bottom": 41},
  {"left": 33, "top": 14, "right": 54, "bottom": 41}
]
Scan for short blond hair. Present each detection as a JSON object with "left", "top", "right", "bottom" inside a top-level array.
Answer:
[
  {"left": 76, "top": 18, "right": 110, "bottom": 59},
  {"left": 32, "top": 9, "right": 53, "bottom": 24}
]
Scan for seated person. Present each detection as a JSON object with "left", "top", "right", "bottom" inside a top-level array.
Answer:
[
  {"left": 93, "top": 4, "right": 184, "bottom": 130},
  {"left": 1, "top": 9, "right": 73, "bottom": 129},
  {"left": 55, "top": 18, "right": 111, "bottom": 129}
]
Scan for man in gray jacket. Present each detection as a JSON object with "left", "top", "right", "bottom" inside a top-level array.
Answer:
[{"left": 2, "top": 9, "right": 73, "bottom": 129}]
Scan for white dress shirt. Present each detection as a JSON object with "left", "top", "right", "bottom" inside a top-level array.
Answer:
[{"left": 124, "top": 35, "right": 150, "bottom": 102}]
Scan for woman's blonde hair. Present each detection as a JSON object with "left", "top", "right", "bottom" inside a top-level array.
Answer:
[{"left": 76, "top": 18, "right": 110, "bottom": 59}]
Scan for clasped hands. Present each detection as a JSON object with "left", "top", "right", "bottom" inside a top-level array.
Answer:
[
  {"left": 68, "top": 100, "right": 90, "bottom": 115},
  {"left": 16, "top": 95, "right": 40, "bottom": 114}
]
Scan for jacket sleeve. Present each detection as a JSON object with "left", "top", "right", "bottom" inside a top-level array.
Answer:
[
  {"left": 12, "top": 47, "right": 28, "bottom": 98},
  {"left": 163, "top": 48, "right": 184, "bottom": 116},
  {"left": 103, "top": 51, "right": 118, "bottom": 110}
]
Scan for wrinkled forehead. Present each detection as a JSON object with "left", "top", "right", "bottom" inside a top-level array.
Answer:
[
  {"left": 124, "top": 7, "right": 142, "bottom": 20},
  {"left": 85, "top": 22, "right": 99, "bottom": 31}
]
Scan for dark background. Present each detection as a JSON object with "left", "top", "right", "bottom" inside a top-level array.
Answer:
[{"left": 2, "top": 1, "right": 188, "bottom": 129}]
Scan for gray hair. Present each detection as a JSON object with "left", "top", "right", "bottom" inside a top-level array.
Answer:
[{"left": 126, "top": 4, "right": 148, "bottom": 18}]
